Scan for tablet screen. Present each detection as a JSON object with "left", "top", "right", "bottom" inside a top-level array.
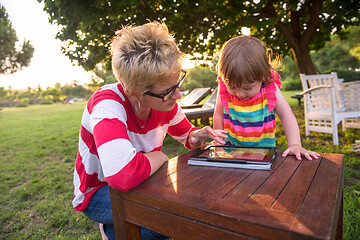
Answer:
[{"left": 195, "top": 146, "right": 275, "bottom": 162}]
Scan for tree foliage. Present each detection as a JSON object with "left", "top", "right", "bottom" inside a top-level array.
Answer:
[
  {"left": 0, "top": 82, "right": 92, "bottom": 107},
  {"left": 39, "top": 0, "right": 359, "bottom": 75},
  {"left": 280, "top": 25, "right": 360, "bottom": 90},
  {"left": 183, "top": 66, "right": 217, "bottom": 92},
  {"left": 0, "top": 4, "right": 34, "bottom": 75}
]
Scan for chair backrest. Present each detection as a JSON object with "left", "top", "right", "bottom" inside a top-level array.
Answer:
[
  {"left": 300, "top": 72, "right": 346, "bottom": 111},
  {"left": 340, "top": 80, "right": 360, "bottom": 111},
  {"left": 178, "top": 87, "right": 211, "bottom": 107}
]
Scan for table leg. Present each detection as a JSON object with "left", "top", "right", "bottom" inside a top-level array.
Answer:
[
  {"left": 125, "top": 222, "right": 141, "bottom": 240},
  {"left": 110, "top": 187, "right": 142, "bottom": 239},
  {"left": 335, "top": 193, "right": 343, "bottom": 240}
]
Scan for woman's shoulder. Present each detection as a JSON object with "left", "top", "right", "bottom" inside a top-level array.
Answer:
[
  {"left": 87, "top": 83, "right": 129, "bottom": 113},
  {"left": 90, "top": 83, "right": 126, "bottom": 102}
]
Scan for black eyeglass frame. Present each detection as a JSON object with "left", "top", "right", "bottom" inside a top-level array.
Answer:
[{"left": 144, "top": 70, "right": 187, "bottom": 102}]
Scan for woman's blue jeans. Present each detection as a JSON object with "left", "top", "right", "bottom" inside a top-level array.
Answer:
[{"left": 83, "top": 185, "right": 169, "bottom": 240}]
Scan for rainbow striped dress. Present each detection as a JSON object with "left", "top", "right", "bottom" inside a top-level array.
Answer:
[{"left": 219, "top": 71, "right": 281, "bottom": 147}]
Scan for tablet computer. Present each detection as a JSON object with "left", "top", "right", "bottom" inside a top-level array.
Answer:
[{"left": 189, "top": 145, "right": 277, "bottom": 165}]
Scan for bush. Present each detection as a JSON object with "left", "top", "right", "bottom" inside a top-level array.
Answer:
[
  {"left": 326, "top": 69, "right": 360, "bottom": 82},
  {"left": 15, "top": 102, "right": 28, "bottom": 107},
  {"left": 40, "top": 99, "right": 53, "bottom": 105},
  {"left": 281, "top": 78, "right": 302, "bottom": 91},
  {"left": 182, "top": 79, "right": 202, "bottom": 91}
]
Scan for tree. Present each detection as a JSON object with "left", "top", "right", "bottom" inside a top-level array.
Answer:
[
  {"left": 39, "top": 0, "right": 359, "bottom": 75},
  {"left": 280, "top": 25, "right": 360, "bottom": 90},
  {"left": 0, "top": 5, "right": 34, "bottom": 74},
  {"left": 86, "top": 65, "right": 118, "bottom": 91},
  {"left": 61, "top": 81, "right": 92, "bottom": 99},
  {"left": 183, "top": 66, "right": 218, "bottom": 91}
]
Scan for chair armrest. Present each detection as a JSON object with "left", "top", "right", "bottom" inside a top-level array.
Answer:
[{"left": 299, "top": 85, "right": 333, "bottom": 95}]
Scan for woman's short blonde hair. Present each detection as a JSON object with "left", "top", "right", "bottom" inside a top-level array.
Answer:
[
  {"left": 110, "top": 21, "right": 185, "bottom": 96},
  {"left": 216, "top": 35, "right": 280, "bottom": 88}
]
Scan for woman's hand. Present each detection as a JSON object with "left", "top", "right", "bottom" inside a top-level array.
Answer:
[
  {"left": 189, "top": 126, "right": 228, "bottom": 149},
  {"left": 282, "top": 145, "right": 320, "bottom": 161}
]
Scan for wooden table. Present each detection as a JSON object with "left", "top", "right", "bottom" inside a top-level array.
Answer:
[{"left": 109, "top": 150, "right": 344, "bottom": 240}]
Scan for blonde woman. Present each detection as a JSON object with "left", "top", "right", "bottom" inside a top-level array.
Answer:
[{"left": 72, "top": 22, "right": 227, "bottom": 240}]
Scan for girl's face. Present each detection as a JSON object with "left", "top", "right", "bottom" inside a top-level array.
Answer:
[{"left": 225, "top": 80, "right": 263, "bottom": 101}]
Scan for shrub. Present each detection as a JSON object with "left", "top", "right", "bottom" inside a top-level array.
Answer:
[
  {"left": 282, "top": 78, "right": 302, "bottom": 91},
  {"left": 15, "top": 102, "right": 28, "bottom": 107},
  {"left": 40, "top": 99, "right": 53, "bottom": 105},
  {"left": 326, "top": 69, "right": 360, "bottom": 82}
]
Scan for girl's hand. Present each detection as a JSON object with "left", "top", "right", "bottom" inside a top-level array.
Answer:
[
  {"left": 189, "top": 126, "right": 228, "bottom": 148},
  {"left": 282, "top": 145, "right": 320, "bottom": 161}
]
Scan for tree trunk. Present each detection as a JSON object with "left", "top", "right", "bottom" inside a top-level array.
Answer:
[
  {"left": 272, "top": 0, "right": 323, "bottom": 75},
  {"left": 276, "top": 21, "right": 318, "bottom": 75},
  {"left": 291, "top": 47, "right": 317, "bottom": 75}
]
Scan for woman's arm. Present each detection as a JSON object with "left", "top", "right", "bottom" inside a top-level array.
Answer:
[
  {"left": 188, "top": 126, "right": 228, "bottom": 149},
  {"left": 143, "top": 151, "right": 169, "bottom": 176},
  {"left": 187, "top": 90, "right": 228, "bottom": 149}
]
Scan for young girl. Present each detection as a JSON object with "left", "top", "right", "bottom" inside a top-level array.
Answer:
[{"left": 213, "top": 35, "right": 319, "bottom": 160}]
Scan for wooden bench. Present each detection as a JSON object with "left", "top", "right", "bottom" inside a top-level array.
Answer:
[
  {"left": 110, "top": 151, "right": 343, "bottom": 240},
  {"left": 178, "top": 87, "right": 212, "bottom": 108},
  {"left": 182, "top": 88, "right": 218, "bottom": 126}
]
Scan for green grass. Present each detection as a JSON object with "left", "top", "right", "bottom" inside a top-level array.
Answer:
[{"left": 0, "top": 96, "right": 359, "bottom": 239}]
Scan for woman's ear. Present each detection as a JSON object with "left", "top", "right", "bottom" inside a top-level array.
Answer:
[{"left": 124, "top": 88, "right": 142, "bottom": 102}]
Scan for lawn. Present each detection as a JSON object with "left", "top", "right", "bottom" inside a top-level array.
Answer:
[{"left": 0, "top": 95, "right": 359, "bottom": 239}]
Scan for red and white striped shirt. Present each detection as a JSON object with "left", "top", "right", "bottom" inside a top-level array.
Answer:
[{"left": 73, "top": 83, "right": 196, "bottom": 211}]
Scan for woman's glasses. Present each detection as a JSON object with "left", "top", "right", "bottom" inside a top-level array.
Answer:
[{"left": 144, "top": 70, "right": 186, "bottom": 102}]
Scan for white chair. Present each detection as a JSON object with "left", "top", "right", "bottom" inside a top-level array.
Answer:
[
  {"left": 300, "top": 72, "right": 360, "bottom": 145},
  {"left": 339, "top": 81, "right": 360, "bottom": 130}
]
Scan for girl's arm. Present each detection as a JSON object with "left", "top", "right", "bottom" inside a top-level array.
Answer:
[
  {"left": 274, "top": 85, "right": 319, "bottom": 160},
  {"left": 213, "top": 91, "right": 224, "bottom": 130}
]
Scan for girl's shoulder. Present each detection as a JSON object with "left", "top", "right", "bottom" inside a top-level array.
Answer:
[
  {"left": 218, "top": 77, "right": 231, "bottom": 113},
  {"left": 265, "top": 71, "right": 282, "bottom": 112},
  {"left": 266, "top": 71, "right": 281, "bottom": 88}
]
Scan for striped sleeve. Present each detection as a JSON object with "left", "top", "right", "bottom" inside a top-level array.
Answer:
[
  {"left": 167, "top": 104, "right": 197, "bottom": 149},
  {"left": 89, "top": 90, "right": 151, "bottom": 191}
]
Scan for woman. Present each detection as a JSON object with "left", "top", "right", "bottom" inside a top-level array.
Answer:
[{"left": 72, "top": 21, "right": 228, "bottom": 240}]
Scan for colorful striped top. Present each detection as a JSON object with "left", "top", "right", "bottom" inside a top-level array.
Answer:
[
  {"left": 73, "top": 83, "right": 196, "bottom": 211},
  {"left": 219, "top": 71, "right": 281, "bottom": 147}
]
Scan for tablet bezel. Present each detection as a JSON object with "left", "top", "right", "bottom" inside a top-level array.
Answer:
[{"left": 190, "top": 145, "right": 277, "bottom": 164}]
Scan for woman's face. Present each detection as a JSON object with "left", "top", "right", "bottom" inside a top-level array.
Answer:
[
  {"left": 142, "top": 71, "right": 184, "bottom": 111},
  {"left": 225, "top": 80, "right": 262, "bottom": 101}
]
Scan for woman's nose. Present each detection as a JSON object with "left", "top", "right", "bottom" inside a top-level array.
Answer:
[{"left": 172, "top": 88, "right": 182, "bottom": 100}]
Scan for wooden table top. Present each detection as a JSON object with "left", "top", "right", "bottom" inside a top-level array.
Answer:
[{"left": 110, "top": 150, "right": 344, "bottom": 240}]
